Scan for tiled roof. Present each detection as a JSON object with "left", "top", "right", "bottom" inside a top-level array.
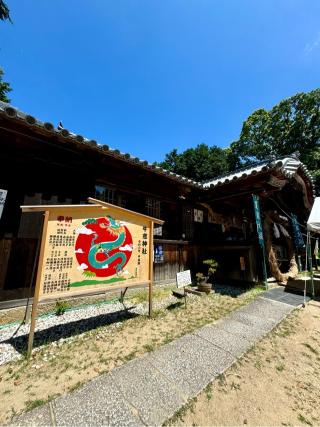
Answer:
[
  {"left": 202, "top": 156, "right": 315, "bottom": 192},
  {"left": 0, "top": 101, "right": 202, "bottom": 188},
  {"left": 0, "top": 101, "right": 315, "bottom": 196}
]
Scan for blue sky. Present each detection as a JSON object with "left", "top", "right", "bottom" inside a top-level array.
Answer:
[{"left": 1, "top": 0, "right": 319, "bottom": 162}]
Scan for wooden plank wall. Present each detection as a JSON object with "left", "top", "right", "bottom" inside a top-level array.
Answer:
[{"left": 153, "top": 243, "right": 199, "bottom": 283}]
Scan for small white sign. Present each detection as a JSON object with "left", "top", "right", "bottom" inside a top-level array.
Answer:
[
  {"left": 176, "top": 270, "right": 192, "bottom": 288},
  {"left": 153, "top": 225, "right": 163, "bottom": 236},
  {"left": 193, "top": 209, "right": 203, "bottom": 223},
  {"left": 0, "top": 189, "right": 7, "bottom": 220}
]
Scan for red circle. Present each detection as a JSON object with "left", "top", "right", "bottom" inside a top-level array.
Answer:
[{"left": 75, "top": 217, "right": 133, "bottom": 277}]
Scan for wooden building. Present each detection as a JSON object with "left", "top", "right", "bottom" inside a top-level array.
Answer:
[{"left": 0, "top": 101, "right": 315, "bottom": 304}]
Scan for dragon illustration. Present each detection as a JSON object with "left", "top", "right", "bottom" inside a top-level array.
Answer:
[{"left": 87, "top": 216, "right": 127, "bottom": 274}]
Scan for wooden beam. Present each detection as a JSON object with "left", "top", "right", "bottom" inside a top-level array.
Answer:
[{"left": 88, "top": 197, "right": 164, "bottom": 225}]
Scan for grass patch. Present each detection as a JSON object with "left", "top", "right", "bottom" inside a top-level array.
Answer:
[
  {"left": 70, "top": 277, "right": 126, "bottom": 288},
  {"left": 68, "top": 381, "right": 82, "bottom": 393},
  {"left": 298, "top": 413, "right": 313, "bottom": 425},
  {"left": 165, "top": 397, "right": 198, "bottom": 425},
  {"left": 25, "top": 399, "right": 46, "bottom": 412}
]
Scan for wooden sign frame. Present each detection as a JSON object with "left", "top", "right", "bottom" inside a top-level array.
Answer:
[{"left": 21, "top": 198, "right": 163, "bottom": 357}]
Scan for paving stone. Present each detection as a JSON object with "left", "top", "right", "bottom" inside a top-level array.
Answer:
[
  {"left": 148, "top": 333, "right": 234, "bottom": 397},
  {"left": 111, "top": 357, "right": 186, "bottom": 426},
  {"left": 240, "top": 296, "right": 293, "bottom": 322},
  {"left": 213, "top": 317, "right": 268, "bottom": 343},
  {"left": 261, "top": 287, "right": 308, "bottom": 307},
  {"left": 53, "top": 374, "right": 143, "bottom": 427},
  {"left": 11, "top": 404, "right": 53, "bottom": 426},
  {"left": 228, "top": 310, "right": 277, "bottom": 331},
  {"left": 194, "top": 325, "right": 253, "bottom": 357}
]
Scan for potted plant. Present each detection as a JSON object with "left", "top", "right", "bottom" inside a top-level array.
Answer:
[{"left": 196, "top": 259, "right": 218, "bottom": 294}]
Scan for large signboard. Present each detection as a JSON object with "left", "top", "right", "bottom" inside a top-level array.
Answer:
[
  {"left": 21, "top": 198, "right": 163, "bottom": 355},
  {"left": 38, "top": 207, "right": 153, "bottom": 298}
]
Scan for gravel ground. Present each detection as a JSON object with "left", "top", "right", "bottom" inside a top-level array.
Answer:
[{"left": 0, "top": 293, "right": 180, "bottom": 366}]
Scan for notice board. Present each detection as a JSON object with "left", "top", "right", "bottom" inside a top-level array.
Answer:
[{"left": 21, "top": 198, "right": 163, "bottom": 355}]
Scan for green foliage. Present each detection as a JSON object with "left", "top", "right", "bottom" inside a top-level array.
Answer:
[
  {"left": 155, "top": 143, "right": 231, "bottom": 182},
  {"left": 0, "top": 0, "right": 11, "bottom": 22},
  {"left": 25, "top": 399, "right": 45, "bottom": 412},
  {"left": 196, "top": 259, "right": 218, "bottom": 284},
  {"left": 0, "top": 68, "right": 12, "bottom": 102},
  {"left": 82, "top": 218, "right": 97, "bottom": 225},
  {"left": 82, "top": 270, "right": 96, "bottom": 277},
  {"left": 55, "top": 300, "right": 69, "bottom": 316},
  {"left": 231, "top": 89, "right": 320, "bottom": 191},
  {"left": 195, "top": 272, "right": 205, "bottom": 284},
  {"left": 203, "top": 259, "right": 218, "bottom": 276}
]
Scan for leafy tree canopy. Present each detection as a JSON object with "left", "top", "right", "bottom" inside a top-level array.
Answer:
[
  {"left": 0, "top": 2, "right": 12, "bottom": 102},
  {"left": 0, "top": 68, "right": 12, "bottom": 102},
  {"left": 231, "top": 89, "right": 320, "bottom": 163},
  {"left": 231, "top": 88, "right": 320, "bottom": 189},
  {"left": 0, "top": 0, "right": 11, "bottom": 22},
  {"left": 156, "top": 144, "right": 232, "bottom": 182}
]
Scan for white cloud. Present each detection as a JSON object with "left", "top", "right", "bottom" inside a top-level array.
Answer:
[
  {"left": 74, "top": 248, "right": 84, "bottom": 254},
  {"left": 122, "top": 270, "right": 130, "bottom": 276},
  {"left": 119, "top": 221, "right": 128, "bottom": 226},
  {"left": 304, "top": 32, "right": 320, "bottom": 56},
  {"left": 101, "top": 264, "right": 109, "bottom": 269},
  {"left": 76, "top": 226, "right": 94, "bottom": 235},
  {"left": 119, "top": 244, "right": 133, "bottom": 252},
  {"left": 77, "top": 263, "right": 88, "bottom": 270}
]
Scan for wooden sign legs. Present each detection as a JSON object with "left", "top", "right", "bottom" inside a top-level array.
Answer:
[
  {"left": 148, "top": 221, "right": 154, "bottom": 318},
  {"left": 27, "top": 211, "right": 49, "bottom": 359},
  {"left": 27, "top": 295, "right": 40, "bottom": 358}
]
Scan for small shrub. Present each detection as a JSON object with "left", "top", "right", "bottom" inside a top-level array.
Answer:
[{"left": 55, "top": 300, "right": 69, "bottom": 316}]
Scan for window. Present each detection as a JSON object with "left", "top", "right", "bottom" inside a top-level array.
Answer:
[
  {"left": 145, "top": 197, "right": 161, "bottom": 218},
  {"left": 94, "top": 185, "right": 115, "bottom": 204}
]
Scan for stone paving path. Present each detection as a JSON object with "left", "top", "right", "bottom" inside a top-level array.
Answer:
[{"left": 12, "top": 289, "right": 305, "bottom": 426}]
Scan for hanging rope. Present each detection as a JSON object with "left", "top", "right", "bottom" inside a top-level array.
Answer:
[{"left": 263, "top": 212, "right": 298, "bottom": 283}]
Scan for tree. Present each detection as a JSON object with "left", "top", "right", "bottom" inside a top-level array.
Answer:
[
  {"left": 0, "top": 0, "right": 11, "bottom": 22},
  {"left": 231, "top": 89, "right": 320, "bottom": 190},
  {"left": 0, "top": 1, "right": 13, "bottom": 102},
  {"left": 0, "top": 68, "right": 12, "bottom": 102},
  {"left": 156, "top": 143, "right": 231, "bottom": 182}
]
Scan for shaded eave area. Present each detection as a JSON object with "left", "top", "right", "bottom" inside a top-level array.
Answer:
[
  {"left": 201, "top": 157, "right": 315, "bottom": 219},
  {"left": 0, "top": 102, "right": 199, "bottom": 200},
  {"left": 0, "top": 101, "right": 315, "bottom": 209}
]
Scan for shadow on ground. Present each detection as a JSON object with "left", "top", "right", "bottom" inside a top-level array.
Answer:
[
  {"left": 212, "top": 283, "right": 254, "bottom": 297},
  {"left": 1, "top": 306, "right": 139, "bottom": 355}
]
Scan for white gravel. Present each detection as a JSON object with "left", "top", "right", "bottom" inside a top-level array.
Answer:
[{"left": 0, "top": 293, "right": 182, "bottom": 366}]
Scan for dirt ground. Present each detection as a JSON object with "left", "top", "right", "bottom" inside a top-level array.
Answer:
[
  {"left": 170, "top": 300, "right": 320, "bottom": 427},
  {"left": 0, "top": 285, "right": 262, "bottom": 424}
]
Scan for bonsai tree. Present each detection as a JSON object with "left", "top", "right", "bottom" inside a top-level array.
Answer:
[
  {"left": 203, "top": 259, "right": 218, "bottom": 283},
  {"left": 196, "top": 259, "right": 218, "bottom": 294},
  {"left": 196, "top": 272, "right": 205, "bottom": 286}
]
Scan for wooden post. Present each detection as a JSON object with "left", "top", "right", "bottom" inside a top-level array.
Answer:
[
  {"left": 27, "top": 211, "right": 49, "bottom": 359},
  {"left": 148, "top": 221, "right": 154, "bottom": 317}
]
